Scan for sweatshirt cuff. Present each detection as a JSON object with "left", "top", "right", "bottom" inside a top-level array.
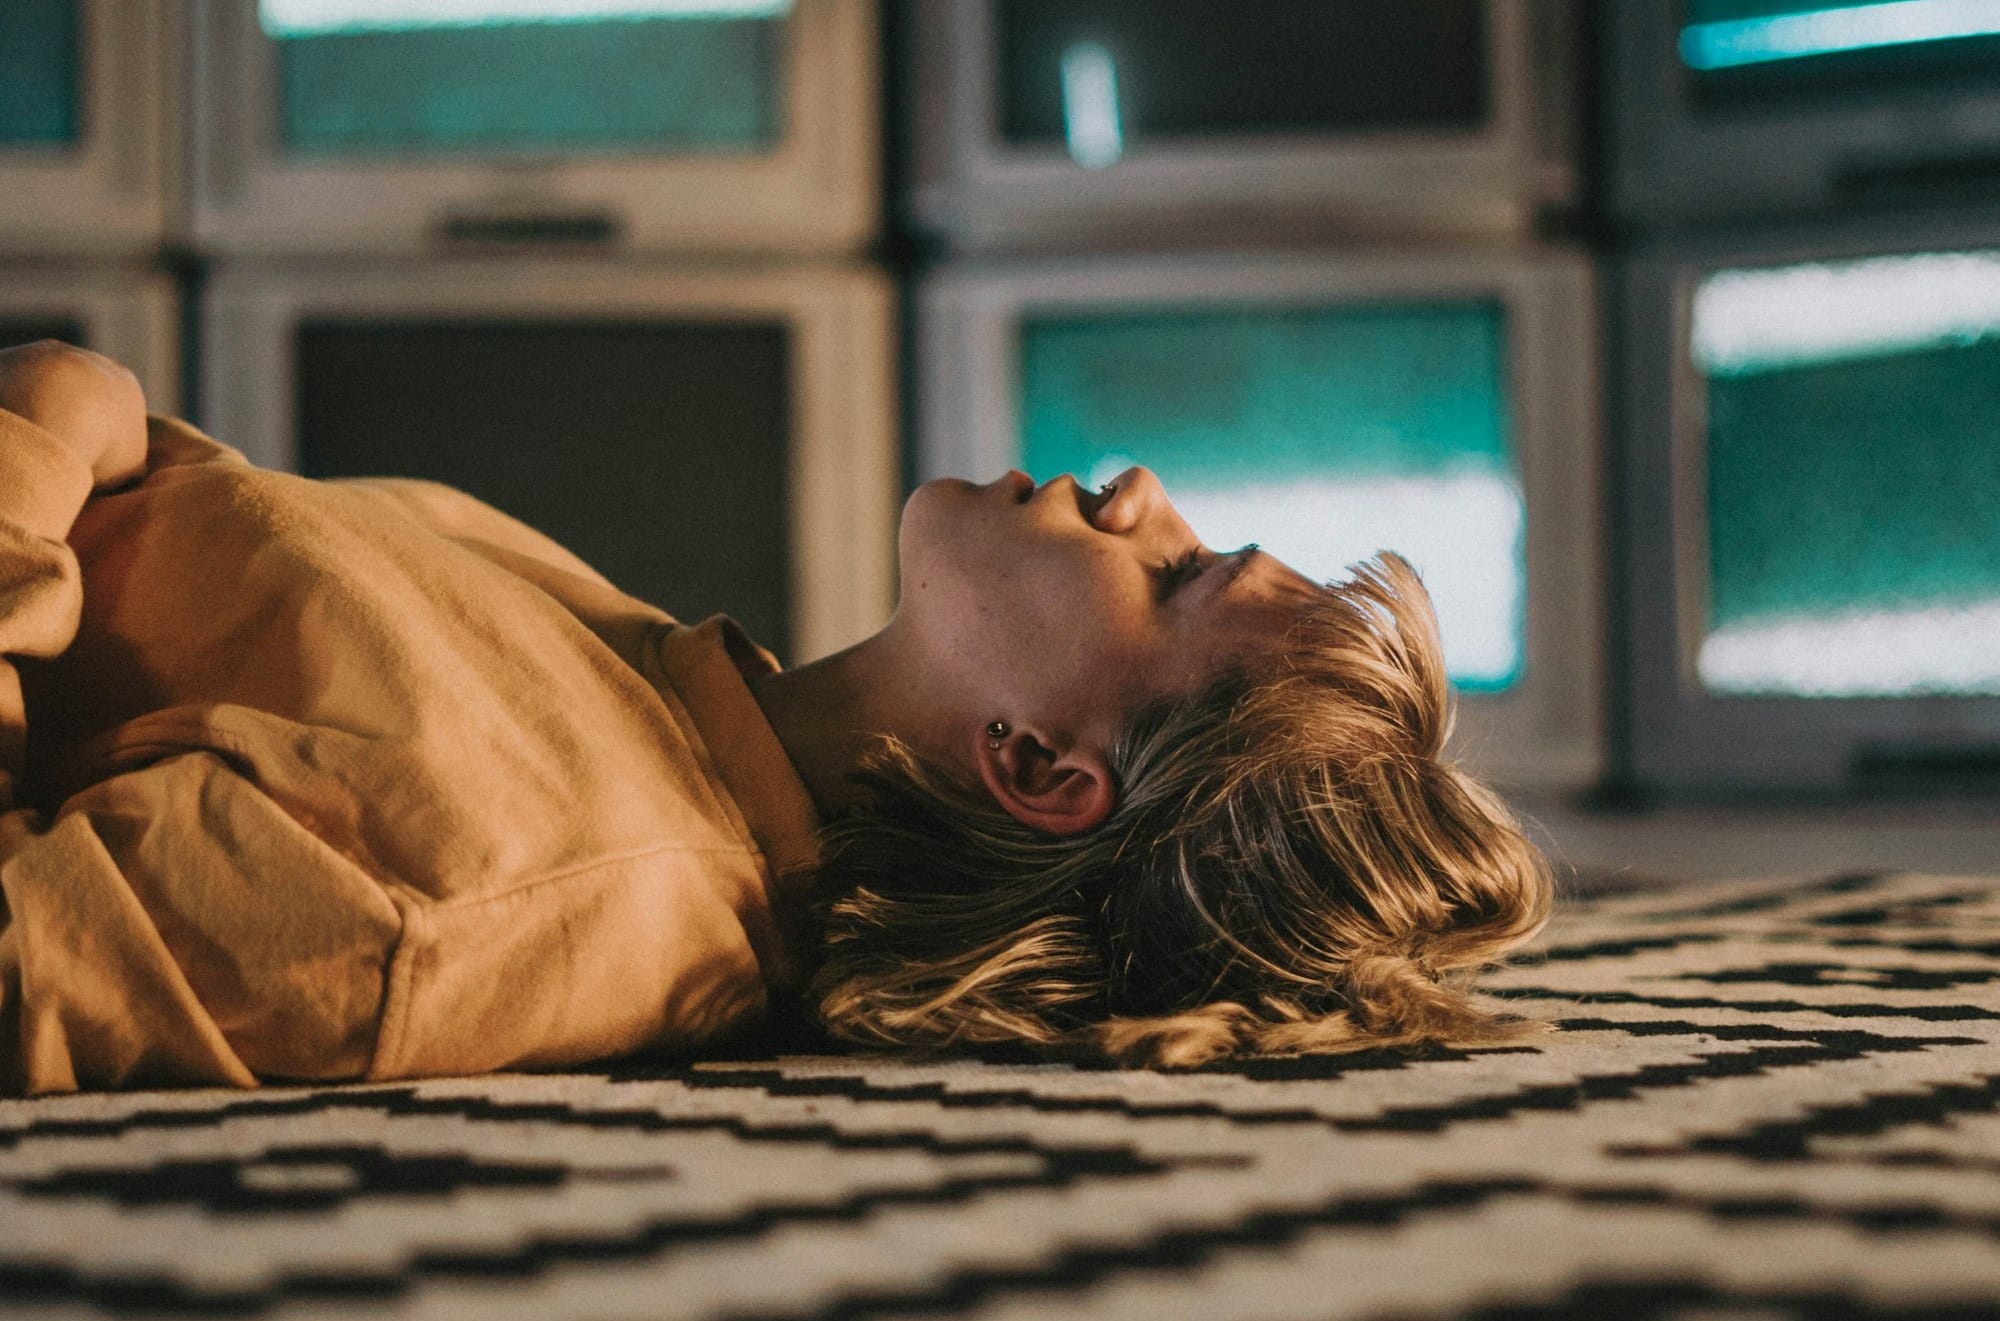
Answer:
[{"left": 0, "top": 407, "right": 94, "bottom": 543}]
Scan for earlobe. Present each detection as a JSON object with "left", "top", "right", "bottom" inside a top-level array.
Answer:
[{"left": 974, "top": 727, "right": 1116, "bottom": 836}]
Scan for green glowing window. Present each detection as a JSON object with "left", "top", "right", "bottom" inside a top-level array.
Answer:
[
  {"left": 1019, "top": 301, "right": 1522, "bottom": 690},
  {"left": 1679, "top": 0, "right": 2000, "bottom": 100},
  {"left": 1693, "top": 250, "right": 2000, "bottom": 697},
  {"left": 0, "top": 0, "right": 80, "bottom": 147},
  {"left": 260, "top": 1, "right": 789, "bottom": 156}
]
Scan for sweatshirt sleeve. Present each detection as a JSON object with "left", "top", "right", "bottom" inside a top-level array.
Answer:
[{"left": 0, "top": 408, "right": 94, "bottom": 813}]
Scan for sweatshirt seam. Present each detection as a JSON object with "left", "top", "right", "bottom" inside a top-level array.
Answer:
[
  {"left": 369, "top": 900, "right": 427, "bottom": 1082},
  {"left": 641, "top": 637, "right": 772, "bottom": 880},
  {"left": 423, "top": 841, "right": 759, "bottom": 913}
]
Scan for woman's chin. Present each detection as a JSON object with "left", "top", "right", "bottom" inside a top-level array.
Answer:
[{"left": 896, "top": 481, "right": 953, "bottom": 580}]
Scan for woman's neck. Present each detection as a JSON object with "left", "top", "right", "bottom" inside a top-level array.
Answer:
[{"left": 748, "top": 620, "right": 955, "bottom": 818}]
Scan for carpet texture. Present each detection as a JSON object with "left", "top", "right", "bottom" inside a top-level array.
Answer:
[{"left": 3, "top": 869, "right": 1999, "bottom": 1320}]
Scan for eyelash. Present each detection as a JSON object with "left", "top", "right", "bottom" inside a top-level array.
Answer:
[{"left": 1156, "top": 549, "right": 1204, "bottom": 598}]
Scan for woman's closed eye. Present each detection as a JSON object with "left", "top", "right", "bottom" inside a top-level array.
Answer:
[{"left": 1155, "top": 548, "right": 1206, "bottom": 600}]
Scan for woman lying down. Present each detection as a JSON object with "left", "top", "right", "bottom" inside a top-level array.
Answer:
[{"left": 0, "top": 339, "right": 1552, "bottom": 1096}]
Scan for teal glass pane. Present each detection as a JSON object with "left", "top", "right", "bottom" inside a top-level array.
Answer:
[
  {"left": 1019, "top": 300, "right": 1522, "bottom": 690},
  {"left": 1688, "top": 0, "right": 1904, "bottom": 24},
  {"left": 264, "top": 5, "right": 786, "bottom": 156},
  {"left": 1694, "top": 251, "right": 2000, "bottom": 696},
  {"left": 0, "top": 0, "right": 80, "bottom": 147},
  {"left": 1680, "top": 0, "right": 2000, "bottom": 81}
]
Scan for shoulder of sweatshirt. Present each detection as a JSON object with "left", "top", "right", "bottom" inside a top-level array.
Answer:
[
  {"left": 128, "top": 416, "right": 618, "bottom": 595},
  {"left": 331, "top": 475, "right": 617, "bottom": 591},
  {"left": 139, "top": 414, "right": 257, "bottom": 478}
]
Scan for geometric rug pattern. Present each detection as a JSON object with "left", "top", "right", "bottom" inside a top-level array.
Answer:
[{"left": 3, "top": 869, "right": 1998, "bottom": 1319}]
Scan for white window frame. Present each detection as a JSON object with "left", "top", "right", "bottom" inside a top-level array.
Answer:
[
  {"left": 1605, "top": 4, "right": 2000, "bottom": 225},
  {"left": 904, "top": 0, "right": 1576, "bottom": 252},
  {"left": 202, "top": 257, "right": 897, "bottom": 660},
  {"left": 1619, "top": 207, "right": 2000, "bottom": 795},
  {"left": 0, "top": 0, "right": 177, "bottom": 256},
  {"left": 0, "top": 267, "right": 181, "bottom": 413},
  {"left": 188, "top": 0, "right": 878, "bottom": 256}
]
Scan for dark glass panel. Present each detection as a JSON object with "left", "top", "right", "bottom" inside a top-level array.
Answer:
[
  {"left": 296, "top": 320, "right": 794, "bottom": 660},
  {"left": 0, "top": 319, "right": 87, "bottom": 350},
  {"left": 998, "top": 0, "right": 1486, "bottom": 146}
]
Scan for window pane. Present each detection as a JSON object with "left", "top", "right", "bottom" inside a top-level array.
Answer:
[
  {"left": 0, "top": 319, "right": 86, "bottom": 350},
  {"left": 0, "top": 0, "right": 80, "bottom": 147},
  {"left": 295, "top": 319, "right": 794, "bottom": 659},
  {"left": 262, "top": 1, "right": 789, "bottom": 156},
  {"left": 1680, "top": 0, "right": 2000, "bottom": 103},
  {"left": 998, "top": 0, "right": 1486, "bottom": 164},
  {"left": 1693, "top": 250, "right": 2000, "bottom": 696},
  {"left": 1019, "top": 300, "right": 1522, "bottom": 690}
]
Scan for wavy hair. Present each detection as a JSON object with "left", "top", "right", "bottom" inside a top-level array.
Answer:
[{"left": 807, "top": 553, "right": 1554, "bottom": 1067}]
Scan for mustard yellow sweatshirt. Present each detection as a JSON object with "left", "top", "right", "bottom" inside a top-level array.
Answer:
[{"left": 0, "top": 408, "right": 821, "bottom": 1095}]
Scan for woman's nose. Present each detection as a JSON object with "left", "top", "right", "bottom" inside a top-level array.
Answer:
[{"left": 1091, "top": 466, "right": 1160, "bottom": 534}]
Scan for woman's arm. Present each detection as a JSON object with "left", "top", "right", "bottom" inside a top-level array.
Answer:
[
  {"left": 0, "top": 341, "right": 144, "bottom": 812},
  {"left": 0, "top": 340, "right": 148, "bottom": 489}
]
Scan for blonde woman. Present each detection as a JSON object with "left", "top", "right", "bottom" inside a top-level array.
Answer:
[{"left": 0, "top": 339, "right": 1550, "bottom": 1095}]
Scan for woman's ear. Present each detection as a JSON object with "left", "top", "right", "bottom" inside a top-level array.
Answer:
[{"left": 974, "top": 725, "right": 1115, "bottom": 836}]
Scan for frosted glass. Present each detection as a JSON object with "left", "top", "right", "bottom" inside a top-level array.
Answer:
[
  {"left": 1019, "top": 302, "right": 1522, "bottom": 690},
  {"left": 263, "top": 3, "right": 785, "bottom": 155},
  {"left": 1694, "top": 252, "right": 2000, "bottom": 696},
  {"left": 0, "top": 0, "right": 79, "bottom": 147}
]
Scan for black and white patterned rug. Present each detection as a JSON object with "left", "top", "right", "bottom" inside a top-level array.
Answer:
[{"left": 4, "top": 869, "right": 1999, "bottom": 1320}]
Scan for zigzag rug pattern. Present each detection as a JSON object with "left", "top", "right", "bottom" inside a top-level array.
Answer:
[{"left": 3, "top": 870, "right": 1999, "bottom": 1320}]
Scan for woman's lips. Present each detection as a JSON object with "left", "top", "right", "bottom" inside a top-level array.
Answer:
[{"left": 1003, "top": 469, "right": 1034, "bottom": 503}]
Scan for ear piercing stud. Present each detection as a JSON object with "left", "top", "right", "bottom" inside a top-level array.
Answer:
[{"left": 985, "top": 720, "right": 1009, "bottom": 750}]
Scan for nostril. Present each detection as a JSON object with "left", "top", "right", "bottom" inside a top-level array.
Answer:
[
  {"left": 1087, "top": 477, "right": 1122, "bottom": 522},
  {"left": 1067, "top": 479, "right": 1093, "bottom": 522}
]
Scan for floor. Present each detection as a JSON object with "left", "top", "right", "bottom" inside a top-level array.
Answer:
[
  {"left": 4, "top": 868, "right": 1999, "bottom": 1320},
  {"left": 1516, "top": 791, "right": 2000, "bottom": 884}
]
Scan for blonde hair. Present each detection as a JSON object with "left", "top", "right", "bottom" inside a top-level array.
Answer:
[{"left": 808, "top": 554, "right": 1554, "bottom": 1068}]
